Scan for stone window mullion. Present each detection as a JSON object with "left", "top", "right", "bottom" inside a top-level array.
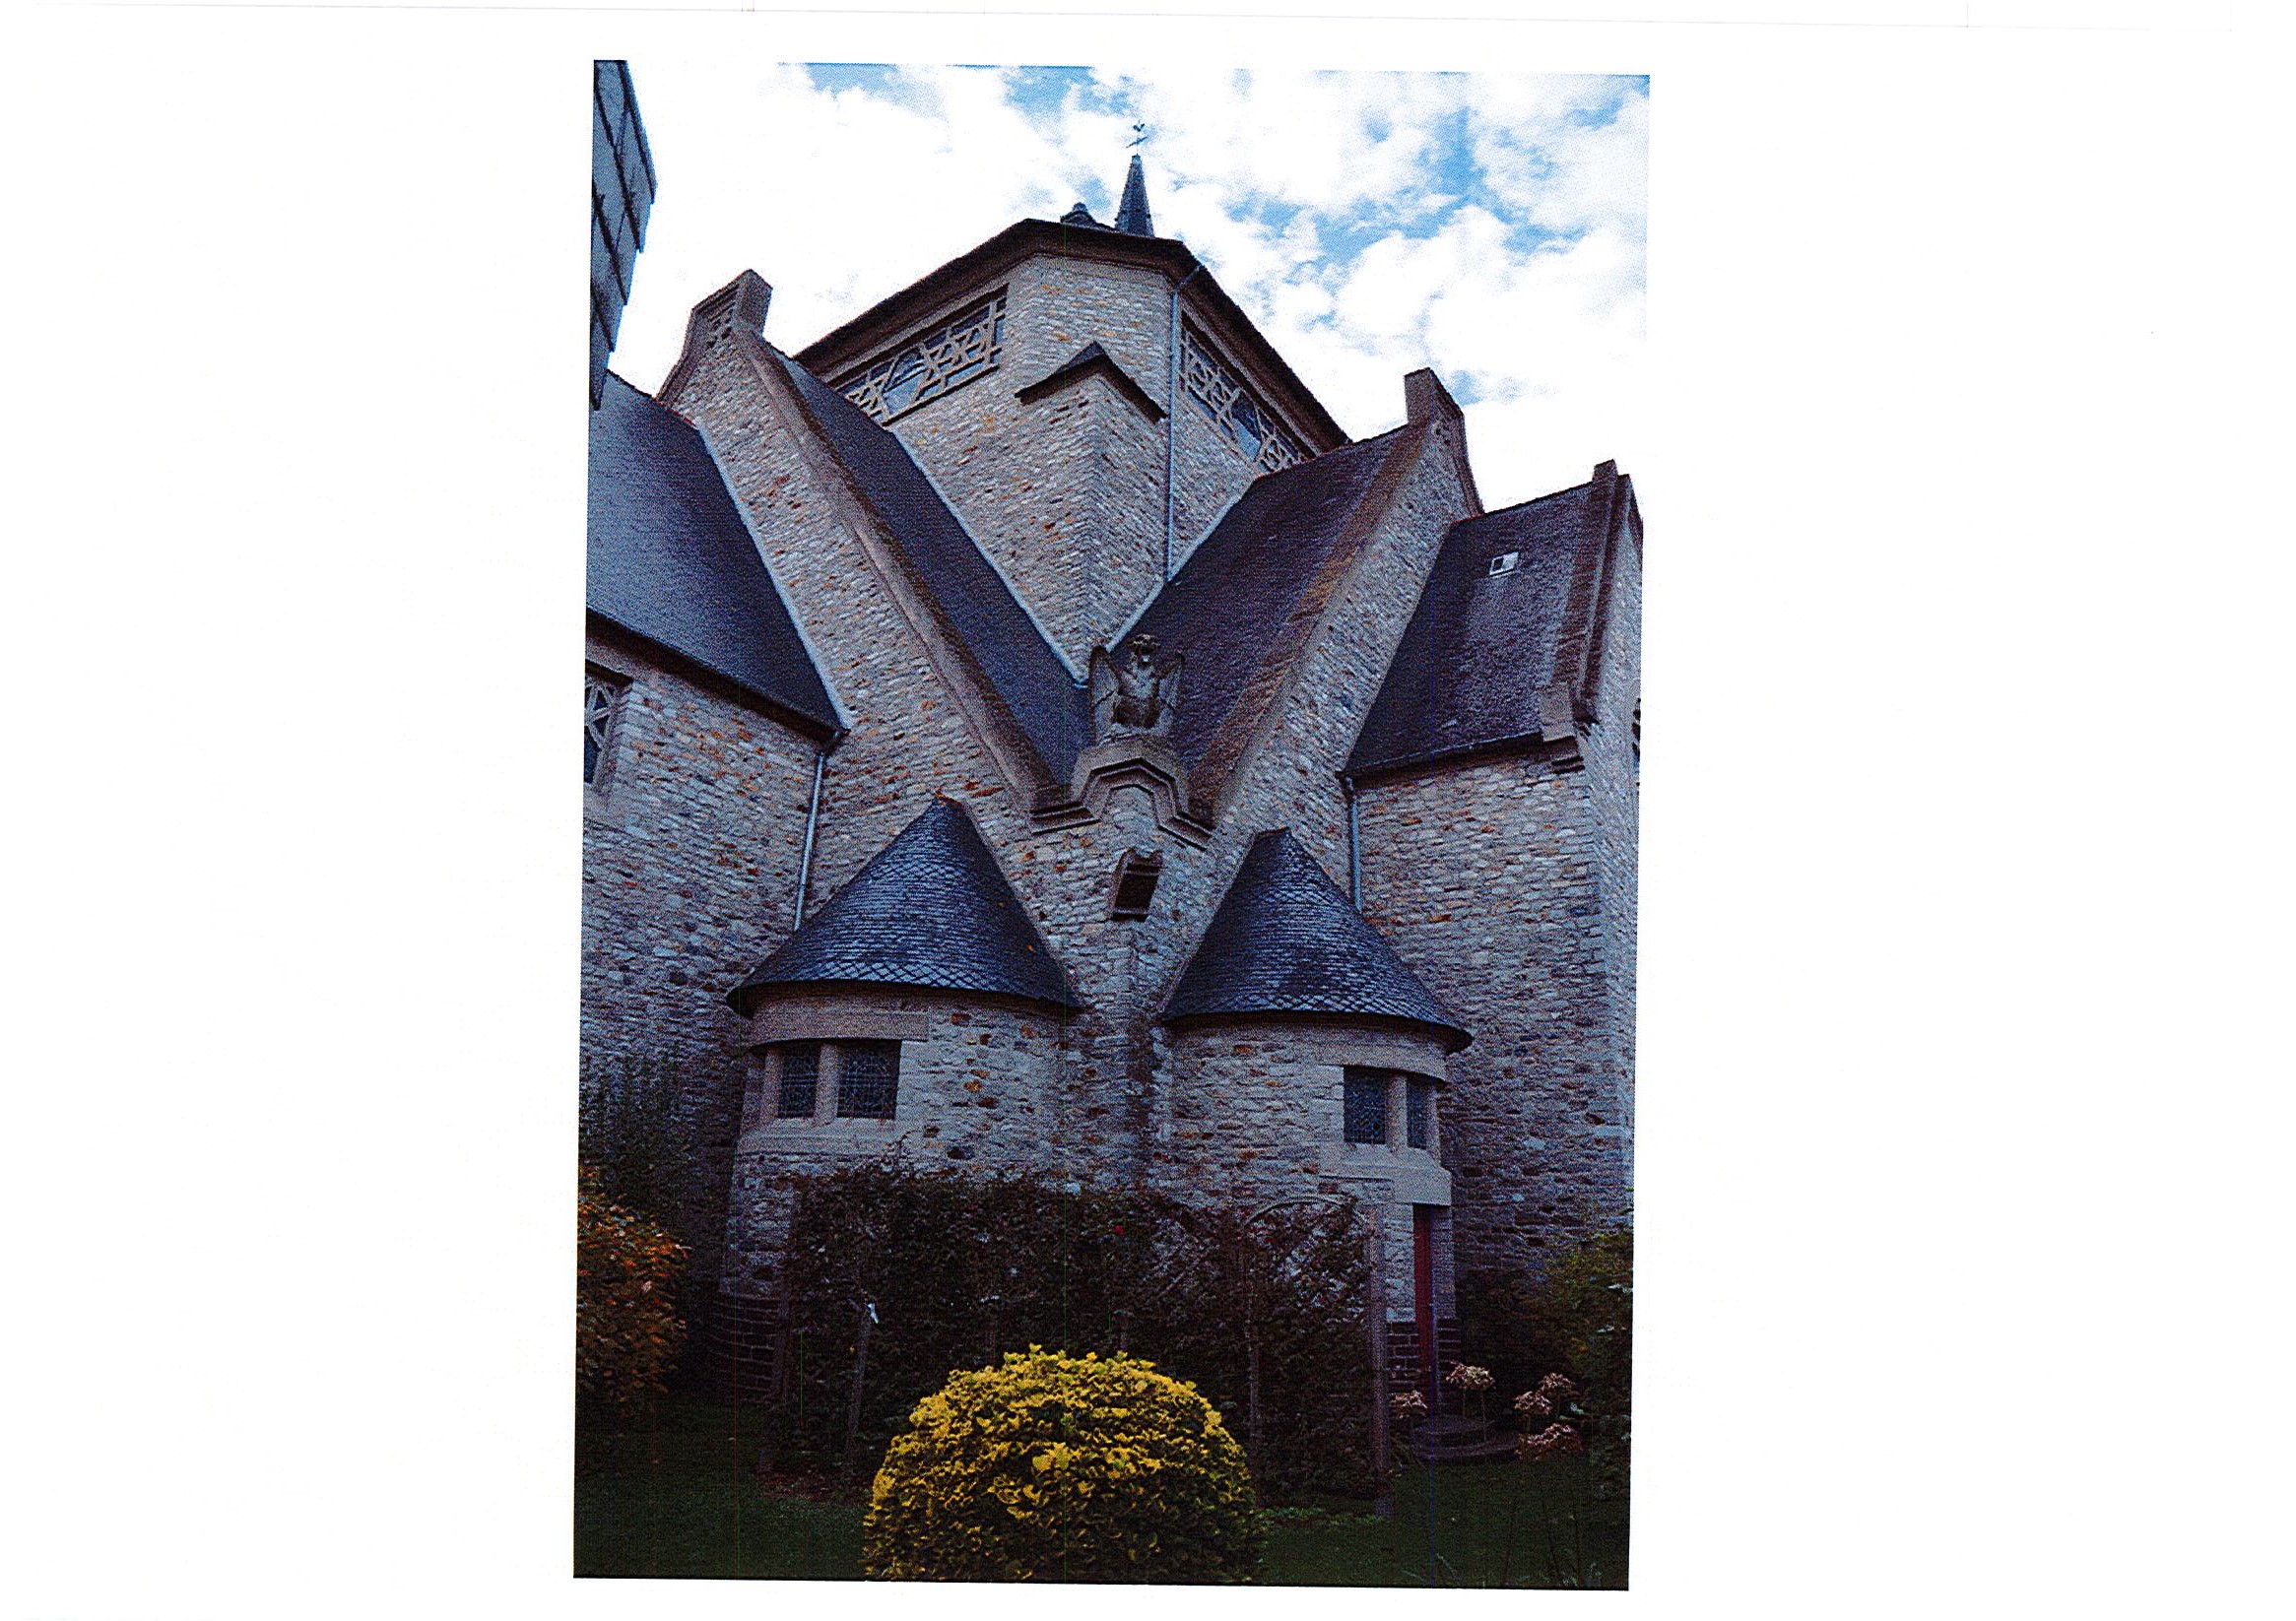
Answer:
[{"left": 814, "top": 1042, "right": 841, "bottom": 1125}]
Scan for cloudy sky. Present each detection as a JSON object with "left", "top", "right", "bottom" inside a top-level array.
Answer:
[{"left": 613, "top": 62, "right": 1645, "bottom": 510}]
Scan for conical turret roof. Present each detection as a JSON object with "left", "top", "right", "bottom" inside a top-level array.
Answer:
[
  {"left": 1114, "top": 154, "right": 1154, "bottom": 236},
  {"left": 729, "top": 797, "right": 1082, "bottom": 1015},
  {"left": 1161, "top": 830, "right": 1470, "bottom": 1049}
]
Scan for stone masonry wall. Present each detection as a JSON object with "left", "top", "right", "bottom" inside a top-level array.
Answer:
[
  {"left": 580, "top": 630, "right": 823, "bottom": 1291},
  {"left": 820, "top": 250, "right": 1309, "bottom": 660},
  {"left": 662, "top": 317, "right": 1521, "bottom": 1325},
  {"left": 1162, "top": 1017, "right": 1452, "bottom": 1318},
  {"left": 665, "top": 327, "right": 1154, "bottom": 1206},
  {"left": 719, "top": 989, "right": 1070, "bottom": 1297},
  {"left": 1585, "top": 506, "right": 1642, "bottom": 1183},
  {"left": 1354, "top": 753, "right": 1632, "bottom": 1284},
  {"left": 667, "top": 324, "right": 1476, "bottom": 1210}
]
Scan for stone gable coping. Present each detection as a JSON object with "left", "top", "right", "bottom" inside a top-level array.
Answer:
[
  {"left": 658, "top": 268, "right": 771, "bottom": 405},
  {"left": 1013, "top": 341, "right": 1168, "bottom": 422},
  {"left": 681, "top": 330, "right": 1072, "bottom": 802}
]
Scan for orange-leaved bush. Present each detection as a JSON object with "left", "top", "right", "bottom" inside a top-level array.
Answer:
[
  {"left": 575, "top": 1168, "right": 687, "bottom": 1420},
  {"left": 862, "top": 1347, "right": 1263, "bottom": 1583}
]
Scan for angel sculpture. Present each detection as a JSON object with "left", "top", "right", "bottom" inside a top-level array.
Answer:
[{"left": 1088, "top": 632, "right": 1183, "bottom": 740}]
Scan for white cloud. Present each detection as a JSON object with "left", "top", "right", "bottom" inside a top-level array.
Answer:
[{"left": 610, "top": 62, "right": 1645, "bottom": 507}]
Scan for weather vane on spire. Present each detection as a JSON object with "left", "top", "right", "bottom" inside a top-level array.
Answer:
[{"left": 1129, "top": 121, "right": 1150, "bottom": 149}]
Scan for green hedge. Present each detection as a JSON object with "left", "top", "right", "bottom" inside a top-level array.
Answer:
[{"left": 766, "top": 1163, "right": 1377, "bottom": 1502}]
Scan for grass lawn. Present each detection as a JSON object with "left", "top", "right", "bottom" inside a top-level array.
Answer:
[{"left": 576, "top": 1399, "right": 1625, "bottom": 1587}]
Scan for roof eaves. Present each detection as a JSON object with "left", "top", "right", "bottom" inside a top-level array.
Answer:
[
  {"left": 792, "top": 220, "right": 1347, "bottom": 451},
  {"left": 587, "top": 610, "right": 843, "bottom": 742}
]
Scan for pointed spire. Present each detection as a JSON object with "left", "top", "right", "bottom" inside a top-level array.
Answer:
[{"left": 1115, "top": 154, "right": 1154, "bottom": 237}]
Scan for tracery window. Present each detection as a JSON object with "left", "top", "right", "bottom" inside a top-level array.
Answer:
[
  {"left": 1180, "top": 323, "right": 1304, "bottom": 474},
  {"left": 1343, "top": 1069, "right": 1390, "bottom": 1144},
  {"left": 583, "top": 669, "right": 627, "bottom": 789},
  {"left": 774, "top": 1042, "right": 820, "bottom": 1119},
  {"left": 836, "top": 1041, "right": 901, "bottom": 1120},
  {"left": 1406, "top": 1078, "right": 1435, "bottom": 1150},
  {"left": 837, "top": 292, "right": 1007, "bottom": 421}
]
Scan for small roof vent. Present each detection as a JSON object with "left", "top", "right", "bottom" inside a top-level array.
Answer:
[{"left": 1487, "top": 551, "right": 1521, "bottom": 577}]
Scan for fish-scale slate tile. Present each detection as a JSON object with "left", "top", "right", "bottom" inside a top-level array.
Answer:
[
  {"left": 1162, "top": 828, "right": 1470, "bottom": 1050},
  {"left": 728, "top": 796, "right": 1082, "bottom": 1014},
  {"left": 587, "top": 372, "right": 838, "bottom": 733}
]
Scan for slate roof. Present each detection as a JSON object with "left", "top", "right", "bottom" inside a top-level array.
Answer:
[
  {"left": 1126, "top": 428, "right": 1410, "bottom": 773},
  {"left": 1348, "top": 467, "right": 1633, "bottom": 778},
  {"left": 728, "top": 797, "right": 1082, "bottom": 1016},
  {"left": 587, "top": 372, "right": 838, "bottom": 735},
  {"left": 1161, "top": 829, "right": 1470, "bottom": 1050},
  {"left": 775, "top": 355, "right": 1090, "bottom": 782},
  {"left": 1114, "top": 154, "right": 1154, "bottom": 236}
]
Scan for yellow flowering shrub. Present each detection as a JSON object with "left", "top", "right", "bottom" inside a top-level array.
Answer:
[{"left": 862, "top": 1348, "right": 1264, "bottom": 1583}]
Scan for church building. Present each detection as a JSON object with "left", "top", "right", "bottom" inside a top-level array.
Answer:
[{"left": 586, "top": 64, "right": 1640, "bottom": 1394}]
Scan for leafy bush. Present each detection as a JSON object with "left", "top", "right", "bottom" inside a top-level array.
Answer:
[
  {"left": 772, "top": 1163, "right": 1374, "bottom": 1500},
  {"left": 1530, "top": 1228, "right": 1631, "bottom": 1434},
  {"left": 577, "top": 1169, "right": 689, "bottom": 1421},
  {"left": 1463, "top": 1227, "right": 1631, "bottom": 1493},
  {"left": 578, "top": 1050, "right": 699, "bottom": 1225},
  {"left": 862, "top": 1348, "right": 1264, "bottom": 1583}
]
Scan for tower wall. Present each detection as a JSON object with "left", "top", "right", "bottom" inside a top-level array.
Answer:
[
  {"left": 580, "top": 629, "right": 822, "bottom": 1298},
  {"left": 815, "top": 248, "right": 1321, "bottom": 662},
  {"left": 720, "top": 989, "right": 1073, "bottom": 1296},
  {"left": 1161, "top": 1017, "right": 1451, "bottom": 1320},
  {"left": 1354, "top": 748, "right": 1634, "bottom": 1281}
]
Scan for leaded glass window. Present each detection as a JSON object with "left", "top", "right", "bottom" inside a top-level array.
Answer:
[
  {"left": 1407, "top": 1078, "right": 1434, "bottom": 1149},
  {"left": 583, "top": 671, "right": 626, "bottom": 788},
  {"left": 838, "top": 293, "right": 1007, "bottom": 422},
  {"left": 836, "top": 1041, "right": 901, "bottom": 1120},
  {"left": 1344, "top": 1069, "right": 1390, "bottom": 1144},
  {"left": 775, "top": 1042, "right": 820, "bottom": 1119},
  {"left": 1181, "top": 324, "right": 1304, "bottom": 474}
]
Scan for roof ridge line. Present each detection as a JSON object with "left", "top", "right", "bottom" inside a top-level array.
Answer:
[{"left": 1457, "top": 474, "right": 1612, "bottom": 525}]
